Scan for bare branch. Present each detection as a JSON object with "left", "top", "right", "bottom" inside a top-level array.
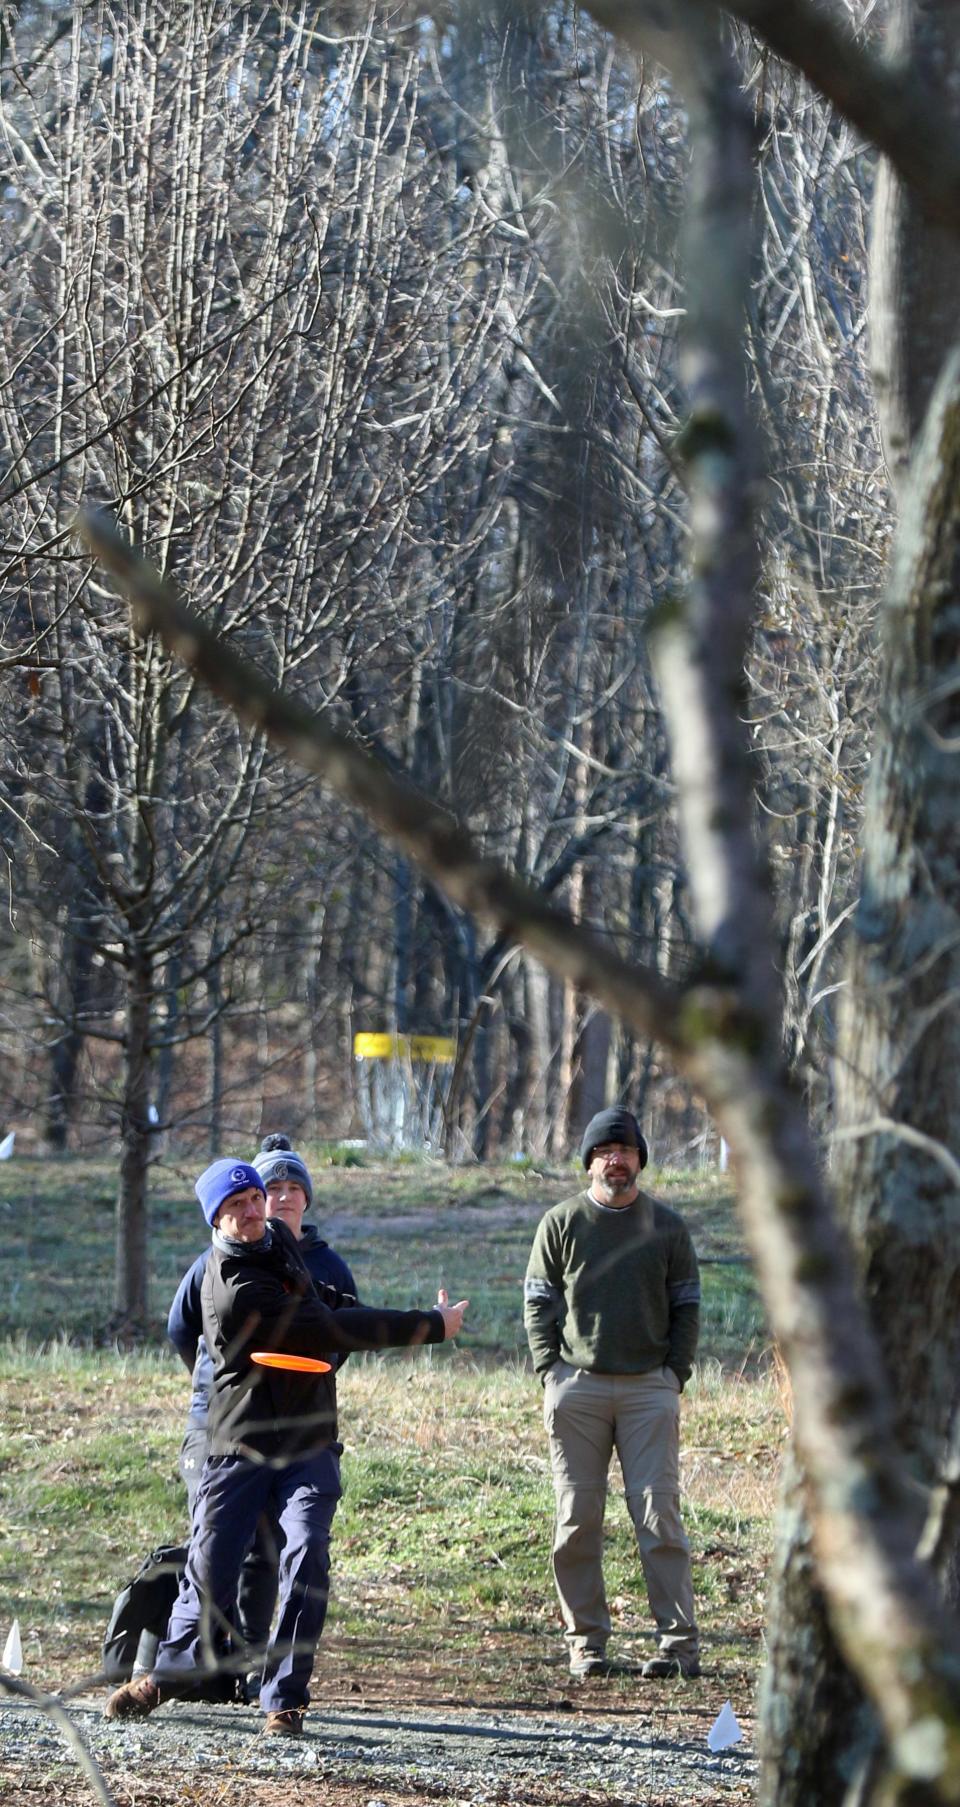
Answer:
[
  {"left": 76, "top": 509, "right": 681, "bottom": 1041},
  {"left": 0, "top": 1671, "right": 115, "bottom": 1806},
  {"left": 585, "top": 0, "right": 960, "bottom": 232},
  {"left": 836, "top": 1116, "right": 960, "bottom": 1192}
]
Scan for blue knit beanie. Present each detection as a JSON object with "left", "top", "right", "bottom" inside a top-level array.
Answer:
[
  {"left": 254, "top": 1134, "right": 313, "bottom": 1206},
  {"left": 195, "top": 1158, "right": 265, "bottom": 1227}
]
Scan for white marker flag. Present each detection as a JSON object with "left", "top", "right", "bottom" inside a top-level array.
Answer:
[
  {"left": 0, "top": 1133, "right": 14, "bottom": 1161},
  {"left": 2, "top": 1619, "right": 23, "bottom": 1674},
  {"left": 707, "top": 1700, "right": 742, "bottom": 1752}
]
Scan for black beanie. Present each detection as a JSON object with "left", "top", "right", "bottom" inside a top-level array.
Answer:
[{"left": 580, "top": 1108, "right": 648, "bottom": 1171}]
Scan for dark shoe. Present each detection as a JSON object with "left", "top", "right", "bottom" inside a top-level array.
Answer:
[
  {"left": 641, "top": 1654, "right": 701, "bottom": 1680},
  {"left": 104, "top": 1676, "right": 162, "bottom": 1720},
  {"left": 569, "top": 1651, "right": 610, "bottom": 1680},
  {"left": 264, "top": 1708, "right": 305, "bottom": 1736}
]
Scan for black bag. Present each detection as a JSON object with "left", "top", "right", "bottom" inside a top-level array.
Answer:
[{"left": 102, "top": 1543, "right": 187, "bottom": 1681}]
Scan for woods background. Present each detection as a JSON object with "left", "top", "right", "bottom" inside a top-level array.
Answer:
[
  {"left": 5, "top": 3, "right": 960, "bottom": 1803},
  {"left": 0, "top": 1, "right": 876, "bottom": 1169}
]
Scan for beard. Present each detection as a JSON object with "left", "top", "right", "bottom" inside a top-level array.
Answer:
[{"left": 598, "top": 1167, "right": 633, "bottom": 1196}]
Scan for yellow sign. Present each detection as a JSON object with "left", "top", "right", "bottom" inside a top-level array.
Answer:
[
  {"left": 353, "top": 1034, "right": 398, "bottom": 1059},
  {"left": 408, "top": 1036, "right": 456, "bottom": 1062},
  {"left": 354, "top": 1033, "right": 456, "bottom": 1062}
]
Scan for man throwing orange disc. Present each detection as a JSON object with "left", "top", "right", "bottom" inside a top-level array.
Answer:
[{"left": 105, "top": 1157, "right": 466, "bottom": 1736}]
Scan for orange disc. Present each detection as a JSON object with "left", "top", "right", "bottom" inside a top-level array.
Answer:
[{"left": 250, "top": 1351, "right": 332, "bottom": 1373}]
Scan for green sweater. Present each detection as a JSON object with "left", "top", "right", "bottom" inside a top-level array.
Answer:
[{"left": 523, "top": 1189, "right": 700, "bottom": 1387}]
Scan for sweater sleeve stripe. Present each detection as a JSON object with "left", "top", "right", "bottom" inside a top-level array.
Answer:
[{"left": 524, "top": 1277, "right": 562, "bottom": 1307}]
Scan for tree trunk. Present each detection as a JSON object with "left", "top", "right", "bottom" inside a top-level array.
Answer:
[
  {"left": 761, "top": 351, "right": 960, "bottom": 1807},
  {"left": 870, "top": 5, "right": 960, "bottom": 498},
  {"left": 501, "top": 959, "right": 534, "bottom": 1153},
  {"left": 302, "top": 905, "right": 326, "bottom": 1144},
  {"left": 523, "top": 956, "right": 553, "bottom": 1156},
  {"left": 207, "top": 951, "right": 223, "bottom": 1158},
  {"left": 761, "top": 5, "right": 960, "bottom": 1798},
  {"left": 154, "top": 943, "right": 181, "bottom": 1134},
  {"left": 112, "top": 938, "right": 153, "bottom": 1336},
  {"left": 45, "top": 915, "right": 94, "bottom": 1151},
  {"left": 762, "top": 1456, "right": 876, "bottom": 1804},
  {"left": 552, "top": 970, "right": 579, "bottom": 1158},
  {"left": 45, "top": 764, "right": 107, "bottom": 1149},
  {"left": 393, "top": 853, "right": 413, "bottom": 1036},
  {"left": 573, "top": 1004, "right": 612, "bottom": 1125},
  {"left": 570, "top": 845, "right": 614, "bottom": 1128}
]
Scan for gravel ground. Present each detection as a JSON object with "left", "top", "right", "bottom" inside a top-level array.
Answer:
[{"left": 0, "top": 1691, "right": 756, "bottom": 1806}]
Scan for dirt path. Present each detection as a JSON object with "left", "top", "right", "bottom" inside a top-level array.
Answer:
[{"left": 1, "top": 1690, "right": 756, "bottom": 1806}]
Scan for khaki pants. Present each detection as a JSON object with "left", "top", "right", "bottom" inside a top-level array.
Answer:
[{"left": 543, "top": 1362, "right": 698, "bottom": 1660}]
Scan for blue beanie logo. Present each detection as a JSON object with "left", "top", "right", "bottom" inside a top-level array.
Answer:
[
  {"left": 195, "top": 1158, "right": 265, "bottom": 1227},
  {"left": 273, "top": 1161, "right": 289, "bottom": 1179}
]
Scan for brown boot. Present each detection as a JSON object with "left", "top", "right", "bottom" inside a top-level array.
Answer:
[
  {"left": 264, "top": 1708, "right": 305, "bottom": 1736},
  {"left": 104, "top": 1675, "right": 162, "bottom": 1720}
]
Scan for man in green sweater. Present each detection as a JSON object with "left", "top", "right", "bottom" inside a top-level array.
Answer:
[{"left": 523, "top": 1107, "right": 700, "bottom": 1681}]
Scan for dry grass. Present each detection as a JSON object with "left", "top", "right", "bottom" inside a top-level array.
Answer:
[
  {"left": 0, "top": 1157, "right": 773, "bottom": 1729},
  {"left": 0, "top": 1349, "right": 782, "bottom": 1703},
  {"left": 340, "top": 1358, "right": 785, "bottom": 1518}
]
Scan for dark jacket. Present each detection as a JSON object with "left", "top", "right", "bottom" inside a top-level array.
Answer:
[
  {"left": 167, "top": 1227, "right": 359, "bottom": 1424},
  {"left": 201, "top": 1219, "right": 443, "bottom": 1460}
]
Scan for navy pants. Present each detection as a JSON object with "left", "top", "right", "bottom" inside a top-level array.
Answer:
[
  {"left": 181, "top": 1421, "right": 279, "bottom": 1688},
  {"left": 152, "top": 1447, "right": 341, "bottom": 1712}
]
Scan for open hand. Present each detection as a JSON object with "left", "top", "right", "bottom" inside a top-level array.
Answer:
[{"left": 437, "top": 1287, "right": 468, "bottom": 1339}]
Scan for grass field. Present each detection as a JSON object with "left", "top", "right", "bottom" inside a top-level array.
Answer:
[
  {"left": 1, "top": 1152, "right": 764, "bottom": 1362},
  {"left": 0, "top": 1154, "right": 778, "bottom": 1710}
]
